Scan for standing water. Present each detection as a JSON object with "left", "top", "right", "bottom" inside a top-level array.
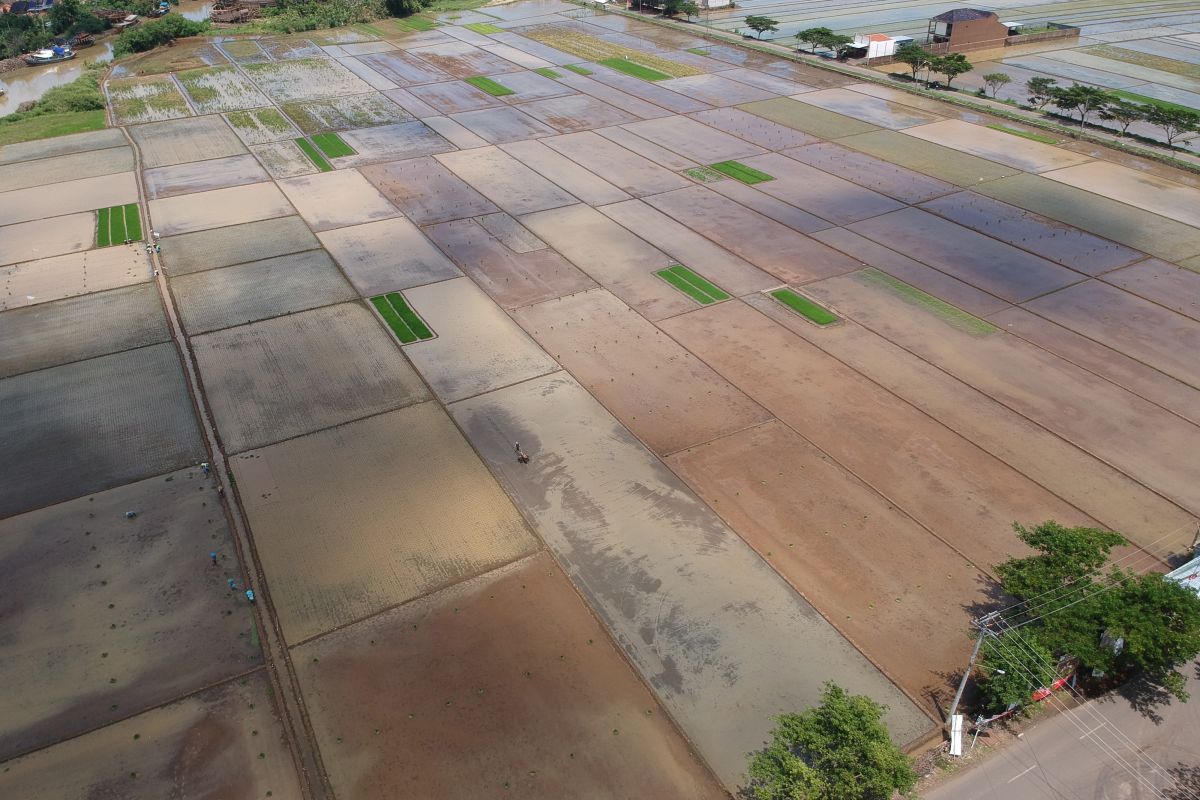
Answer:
[{"left": 0, "top": 42, "right": 115, "bottom": 117}]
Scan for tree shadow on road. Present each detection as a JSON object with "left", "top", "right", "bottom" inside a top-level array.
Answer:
[
  {"left": 1098, "top": 672, "right": 1171, "bottom": 725},
  {"left": 1164, "top": 763, "right": 1200, "bottom": 800}
]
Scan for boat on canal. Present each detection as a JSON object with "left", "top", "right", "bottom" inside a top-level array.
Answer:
[{"left": 24, "top": 45, "right": 77, "bottom": 66}]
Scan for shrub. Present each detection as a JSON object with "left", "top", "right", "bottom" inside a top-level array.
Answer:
[{"left": 113, "top": 15, "right": 210, "bottom": 57}]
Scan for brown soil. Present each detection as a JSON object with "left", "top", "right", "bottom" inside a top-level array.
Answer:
[
  {"left": 360, "top": 155, "right": 498, "bottom": 224},
  {"left": 293, "top": 553, "right": 726, "bottom": 799},
  {"left": 1103, "top": 258, "right": 1200, "bottom": 322},
  {"left": 542, "top": 131, "right": 693, "bottom": 196},
  {"left": 515, "top": 287, "right": 772, "bottom": 454}
]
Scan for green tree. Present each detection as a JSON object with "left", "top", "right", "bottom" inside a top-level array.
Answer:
[
  {"left": 744, "top": 16, "right": 779, "bottom": 39},
  {"left": 980, "top": 521, "right": 1200, "bottom": 709},
  {"left": 385, "top": 0, "right": 426, "bottom": 16},
  {"left": 826, "top": 33, "right": 855, "bottom": 59},
  {"left": 1025, "top": 76, "right": 1058, "bottom": 109},
  {"left": 795, "top": 26, "right": 833, "bottom": 53},
  {"left": 977, "top": 634, "right": 1061, "bottom": 711},
  {"left": 49, "top": 0, "right": 83, "bottom": 35},
  {"left": 1049, "top": 84, "right": 1109, "bottom": 126},
  {"left": 930, "top": 52, "right": 972, "bottom": 89},
  {"left": 893, "top": 42, "right": 930, "bottom": 83},
  {"left": 982, "top": 71, "right": 1011, "bottom": 97},
  {"left": 679, "top": 0, "right": 699, "bottom": 20},
  {"left": 1098, "top": 98, "right": 1145, "bottom": 135},
  {"left": 746, "top": 683, "right": 916, "bottom": 800},
  {"left": 1145, "top": 106, "right": 1200, "bottom": 148}
]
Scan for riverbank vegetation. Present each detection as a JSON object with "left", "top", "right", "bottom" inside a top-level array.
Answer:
[{"left": 0, "top": 65, "right": 107, "bottom": 144}]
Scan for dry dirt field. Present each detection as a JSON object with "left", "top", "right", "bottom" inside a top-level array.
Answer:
[{"left": 5, "top": 1, "right": 1200, "bottom": 796}]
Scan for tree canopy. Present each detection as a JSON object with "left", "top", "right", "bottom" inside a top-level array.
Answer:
[
  {"left": 1025, "top": 76, "right": 1058, "bottom": 109},
  {"left": 744, "top": 16, "right": 779, "bottom": 38},
  {"left": 746, "top": 683, "right": 916, "bottom": 800},
  {"left": 893, "top": 42, "right": 931, "bottom": 82},
  {"left": 982, "top": 72, "right": 1011, "bottom": 97},
  {"left": 930, "top": 52, "right": 972, "bottom": 88},
  {"left": 978, "top": 521, "right": 1200, "bottom": 711}
]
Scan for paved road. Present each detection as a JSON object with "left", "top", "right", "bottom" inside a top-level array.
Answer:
[{"left": 924, "top": 662, "right": 1200, "bottom": 800}]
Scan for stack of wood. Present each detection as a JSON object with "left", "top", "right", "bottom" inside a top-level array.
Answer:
[{"left": 210, "top": 0, "right": 260, "bottom": 23}]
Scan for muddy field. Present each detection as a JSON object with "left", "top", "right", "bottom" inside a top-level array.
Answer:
[
  {"left": 232, "top": 402, "right": 537, "bottom": 644},
  {"left": 150, "top": 181, "right": 295, "bottom": 236},
  {"left": 130, "top": 114, "right": 247, "bottom": 168},
  {"left": 0, "top": 284, "right": 167, "bottom": 378},
  {"left": 0, "top": 467, "right": 260, "bottom": 759},
  {"left": 294, "top": 552, "right": 726, "bottom": 799},
  {"left": 0, "top": 146, "right": 133, "bottom": 194},
  {"left": 0, "top": 343, "right": 204, "bottom": 518},
  {"left": 192, "top": 303, "right": 428, "bottom": 453},
  {"left": 318, "top": 217, "right": 461, "bottom": 295},
  {"left": 1, "top": 244, "right": 149, "bottom": 308},
  {"left": 159, "top": 215, "right": 318, "bottom": 275},
  {"left": 0, "top": 672, "right": 299, "bottom": 799}
]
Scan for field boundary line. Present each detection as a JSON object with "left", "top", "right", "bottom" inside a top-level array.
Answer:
[{"left": 122, "top": 125, "right": 332, "bottom": 800}]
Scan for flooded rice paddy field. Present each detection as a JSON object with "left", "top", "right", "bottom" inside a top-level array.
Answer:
[{"left": 3, "top": 0, "right": 1200, "bottom": 794}]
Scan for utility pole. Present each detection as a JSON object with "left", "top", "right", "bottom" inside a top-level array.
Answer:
[{"left": 948, "top": 611, "right": 1000, "bottom": 722}]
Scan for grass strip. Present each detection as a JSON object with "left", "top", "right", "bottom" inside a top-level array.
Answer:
[
  {"left": 394, "top": 16, "right": 439, "bottom": 32},
  {"left": 464, "top": 22, "right": 504, "bottom": 34},
  {"left": 563, "top": 64, "right": 592, "bottom": 75},
  {"left": 771, "top": 288, "right": 837, "bottom": 325},
  {"left": 311, "top": 132, "right": 356, "bottom": 158},
  {"left": 295, "top": 137, "right": 333, "bottom": 172},
  {"left": 669, "top": 265, "right": 730, "bottom": 301},
  {"left": 534, "top": 67, "right": 562, "bottom": 79},
  {"left": 96, "top": 207, "right": 111, "bottom": 248},
  {"left": 658, "top": 268, "right": 716, "bottom": 304},
  {"left": 0, "top": 110, "right": 106, "bottom": 147},
  {"left": 371, "top": 296, "right": 418, "bottom": 343},
  {"left": 986, "top": 124, "right": 1057, "bottom": 145},
  {"left": 464, "top": 76, "right": 515, "bottom": 96},
  {"left": 709, "top": 160, "right": 774, "bottom": 184},
  {"left": 598, "top": 57, "right": 672, "bottom": 81},
  {"left": 855, "top": 268, "right": 996, "bottom": 335},
  {"left": 124, "top": 203, "right": 143, "bottom": 241},
  {"left": 1107, "top": 89, "right": 1198, "bottom": 114},
  {"left": 385, "top": 292, "right": 434, "bottom": 339}
]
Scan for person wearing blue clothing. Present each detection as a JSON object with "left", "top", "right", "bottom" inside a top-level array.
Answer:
[
  {"left": 245, "top": 589, "right": 255, "bottom": 603},
  {"left": 210, "top": 551, "right": 218, "bottom": 566},
  {"left": 227, "top": 578, "right": 237, "bottom": 591}
]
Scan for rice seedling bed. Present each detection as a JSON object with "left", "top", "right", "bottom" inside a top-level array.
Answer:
[
  {"left": 769, "top": 287, "right": 837, "bottom": 325},
  {"left": 463, "top": 22, "right": 504, "bottom": 34},
  {"left": 370, "top": 292, "right": 434, "bottom": 342},
  {"left": 294, "top": 138, "right": 333, "bottom": 171},
  {"left": 533, "top": 67, "right": 562, "bottom": 79},
  {"left": 311, "top": 132, "right": 356, "bottom": 158},
  {"left": 655, "top": 264, "right": 730, "bottom": 305},
  {"left": 599, "top": 58, "right": 672, "bottom": 82},
  {"left": 464, "top": 76, "right": 516, "bottom": 96},
  {"left": 96, "top": 203, "right": 142, "bottom": 247},
  {"left": 709, "top": 160, "right": 773, "bottom": 184}
]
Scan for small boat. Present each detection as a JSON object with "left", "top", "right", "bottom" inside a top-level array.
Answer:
[
  {"left": 25, "top": 45, "right": 76, "bottom": 65},
  {"left": 72, "top": 32, "right": 96, "bottom": 48},
  {"left": 114, "top": 14, "right": 140, "bottom": 28},
  {"left": 150, "top": 0, "right": 170, "bottom": 16}
]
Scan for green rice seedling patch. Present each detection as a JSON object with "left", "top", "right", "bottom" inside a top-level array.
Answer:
[
  {"left": 464, "top": 76, "right": 515, "bottom": 96},
  {"left": 354, "top": 22, "right": 389, "bottom": 38},
  {"left": 464, "top": 22, "right": 504, "bottom": 34},
  {"left": 123, "top": 203, "right": 142, "bottom": 241},
  {"left": 686, "top": 47, "right": 710, "bottom": 55},
  {"left": 563, "top": 64, "right": 592, "bottom": 75},
  {"left": 655, "top": 264, "right": 730, "bottom": 305},
  {"left": 709, "top": 160, "right": 773, "bottom": 184},
  {"left": 1107, "top": 89, "right": 1198, "bottom": 114},
  {"left": 986, "top": 124, "right": 1057, "bottom": 145},
  {"left": 371, "top": 293, "right": 434, "bottom": 342},
  {"left": 393, "top": 16, "right": 439, "bottom": 32},
  {"left": 534, "top": 67, "right": 562, "bottom": 79},
  {"left": 295, "top": 137, "right": 333, "bottom": 171},
  {"left": 770, "top": 288, "right": 837, "bottom": 325},
  {"left": 855, "top": 268, "right": 996, "bottom": 336},
  {"left": 682, "top": 166, "right": 727, "bottom": 183},
  {"left": 525, "top": 29, "right": 701, "bottom": 77},
  {"left": 1083, "top": 45, "right": 1200, "bottom": 80},
  {"left": 311, "top": 132, "right": 356, "bottom": 158},
  {"left": 96, "top": 207, "right": 111, "bottom": 248},
  {"left": 598, "top": 58, "right": 672, "bottom": 82}
]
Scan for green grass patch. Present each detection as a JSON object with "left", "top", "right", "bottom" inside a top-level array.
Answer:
[
  {"left": 656, "top": 264, "right": 730, "bottom": 305},
  {"left": 371, "top": 296, "right": 417, "bottom": 343},
  {"left": 295, "top": 137, "right": 333, "bottom": 171},
  {"left": 686, "top": 47, "right": 710, "bottom": 55},
  {"left": 464, "top": 76, "right": 515, "bottom": 96},
  {"left": 598, "top": 57, "right": 672, "bottom": 82},
  {"left": 986, "top": 124, "right": 1058, "bottom": 145},
  {"left": 311, "top": 132, "right": 356, "bottom": 158},
  {"left": 372, "top": 293, "right": 434, "bottom": 342},
  {"left": 709, "top": 160, "right": 774, "bottom": 184},
  {"left": 856, "top": 268, "right": 996, "bottom": 336},
  {"left": 354, "top": 22, "right": 389, "bottom": 37},
  {"left": 770, "top": 288, "right": 838, "bottom": 325},
  {"left": 97, "top": 207, "right": 111, "bottom": 248},
  {"left": 393, "top": 16, "right": 439, "bottom": 32},
  {"left": 463, "top": 22, "right": 504, "bottom": 34},
  {"left": 124, "top": 203, "right": 143, "bottom": 242},
  {"left": 1108, "top": 89, "right": 1198, "bottom": 115},
  {"left": 563, "top": 64, "right": 592, "bottom": 75},
  {"left": 534, "top": 67, "right": 562, "bottom": 79},
  {"left": 0, "top": 110, "right": 107, "bottom": 147},
  {"left": 682, "top": 166, "right": 727, "bottom": 183}
]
